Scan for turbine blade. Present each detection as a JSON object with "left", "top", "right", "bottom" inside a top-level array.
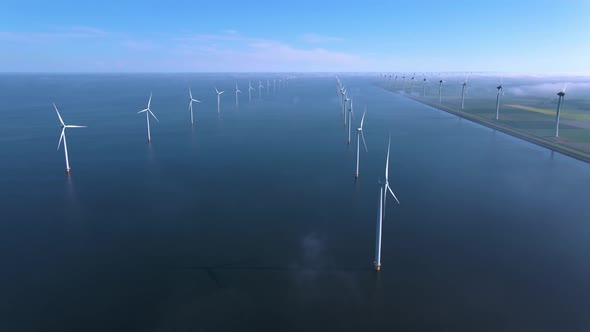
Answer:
[
  {"left": 194, "top": 99, "right": 201, "bottom": 103},
  {"left": 65, "top": 125, "right": 86, "bottom": 128},
  {"left": 149, "top": 110, "right": 159, "bottom": 122},
  {"left": 387, "top": 185, "right": 400, "bottom": 205},
  {"left": 361, "top": 130, "right": 368, "bottom": 152},
  {"left": 57, "top": 128, "right": 65, "bottom": 150},
  {"left": 189, "top": 88, "right": 193, "bottom": 100},
  {"left": 360, "top": 109, "right": 366, "bottom": 129},
  {"left": 53, "top": 103, "right": 65, "bottom": 126},
  {"left": 148, "top": 92, "right": 152, "bottom": 108},
  {"left": 138, "top": 109, "right": 148, "bottom": 114}
]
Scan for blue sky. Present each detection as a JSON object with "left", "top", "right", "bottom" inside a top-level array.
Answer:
[{"left": 1, "top": 0, "right": 589, "bottom": 73}]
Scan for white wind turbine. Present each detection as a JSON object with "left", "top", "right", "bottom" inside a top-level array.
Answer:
[
  {"left": 401, "top": 75, "right": 406, "bottom": 92},
  {"left": 53, "top": 103, "right": 86, "bottom": 173},
  {"left": 374, "top": 134, "right": 400, "bottom": 271},
  {"left": 355, "top": 108, "right": 368, "bottom": 179},
  {"left": 188, "top": 88, "right": 201, "bottom": 126},
  {"left": 422, "top": 77, "right": 428, "bottom": 97},
  {"left": 460, "top": 75, "right": 469, "bottom": 110},
  {"left": 410, "top": 73, "right": 416, "bottom": 94},
  {"left": 273, "top": 79, "right": 276, "bottom": 94},
  {"left": 258, "top": 81, "right": 263, "bottom": 99},
  {"left": 438, "top": 78, "right": 446, "bottom": 104},
  {"left": 235, "top": 83, "right": 242, "bottom": 109},
  {"left": 495, "top": 76, "right": 504, "bottom": 120},
  {"left": 344, "top": 94, "right": 350, "bottom": 127},
  {"left": 137, "top": 93, "right": 159, "bottom": 143},
  {"left": 215, "top": 87, "right": 224, "bottom": 115},
  {"left": 347, "top": 97, "right": 356, "bottom": 144},
  {"left": 555, "top": 84, "right": 566, "bottom": 137},
  {"left": 394, "top": 75, "right": 398, "bottom": 89},
  {"left": 266, "top": 80, "right": 270, "bottom": 95},
  {"left": 248, "top": 80, "right": 255, "bottom": 103}
]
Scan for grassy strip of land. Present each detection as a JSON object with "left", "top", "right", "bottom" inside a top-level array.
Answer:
[
  {"left": 387, "top": 89, "right": 590, "bottom": 164},
  {"left": 505, "top": 104, "right": 590, "bottom": 121}
]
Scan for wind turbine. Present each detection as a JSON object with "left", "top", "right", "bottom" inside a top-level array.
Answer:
[
  {"left": 410, "top": 73, "right": 415, "bottom": 94},
  {"left": 248, "top": 80, "right": 255, "bottom": 103},
  {"left": 188, "top": 88, "right": 201, "bottom": 125},
  {"left": 374, "top": 134, "right": 400, "bottom": 271},
  {"left": 394, "top": 75, "right": 398, "bottom": 89},
  {"left": 495, "top": 77, "right": 504, "bottom": 120},
  {"left": 438, "top": 78, "right": 445, "bottom": 104},
  {"left": 355, "top": 108, "right": 368, "bottom": 179},
  {"left": 53, "top": 103, "right": 86, "bottom": 173},
  {"left": 137, "top": 93, "right": 159, "bottom": 143},
  {"left": 555, "top": 84, "right": 566, "bottom": 137},
  {"left": 273, "top": 79, "right": 276, "bottom": 94},
  {"left": 266, "top": 80, "right": 270, "bottom": 95},
  {"left": 258, "top": 81, "right": 263, "bottom": 99},
  {"left": 401, "top": 75, "right": 406, "bottom": 92},
  {"left": 235, "top": 83, "right": 242, "bottom": 109},
  {"left": 422, "top": 77, "right": 429, "bottom": 97},
  {"left": 215, "top": 87, "right": 224, "bottom": 115},
  {"left": 344, "top": 94, "right": 350, "bottom": 127},
  {"left": 348, "top": 97, "right": 356, "bottom": 144},
  {"left": 460, "top": 76, "right": 469, "bottom": 110}
]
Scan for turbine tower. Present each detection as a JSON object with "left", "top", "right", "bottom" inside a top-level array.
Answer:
[
  {"left": 355, "top": 108, "right": 368, "bottom": 179},
  {"left": 266, "top": 80, "right": 270, "bottom": 95},
  {"left": 53, "top": 103, "right": 86, "bottom": 173},
  {"left": 555, "top": 85, "right": 566, "bottom": 137},
  {"left": 215, "top": 87, "right": 224, "bottom": 115},
  {"left": 137, "top": 93, "right": 159, "bottom": 143},
  {"left": 188, "top": 88, "right": 201, "bottom": 125},
  {"left": 410, "top": 74, "right": 415, "bottom": 94},
  {"left": 344, "top": 94, "right": 350, "bottom": 127},
  {"left": 258, "top": 81, "right": 263, "bottom": 99},
  {"left": 495, "top": 77, "right": 504, "bottom": 120},
  {"left": 394, "top": 75, "right": 398, "bottom": 89},
  {"left": 374, "top": 134, "right": 400, "bottom": 271}
]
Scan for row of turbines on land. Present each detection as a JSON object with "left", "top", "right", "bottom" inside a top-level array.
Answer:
[
  {"left": 380, "top": 73, "right": 568, "bottom": 138},
  {"left": 336, "top": 77, "right": 398, "bottom": 271},
  {"left": 52, "top": 77, "right": 294, "bottom": 174}
]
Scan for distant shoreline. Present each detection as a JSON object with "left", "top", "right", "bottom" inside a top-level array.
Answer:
[{"left": 385, "top": 88, "right": 590, "bottom": 164}]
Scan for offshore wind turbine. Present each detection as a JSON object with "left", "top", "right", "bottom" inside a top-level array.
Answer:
[
  {"left": 347, "top": 97, "right": 356, "bottom": 144},
  {"left": 137, "top": 93, "right": 159, "bottom": 143},
  {"left": 460, "top": 76, "right": 469, "bottom": 110},
  {"left": 266, "top": 80, "right": 270, "bottom": 95},
  {"left": 495, "top": 77, "right": 504, "bottom": 120},
  {"left": 248, "top": 80, "right": 255, "bottom": 103},
  {"left": 410, "top": 74, "right": 415, "bottom": 94},
  {"left": 215, "top": 87, "right": 224, "bottom": 115},
  {"left": 53, "top": 103, "right": 86, "bottom": 173},
  {"left": 258, "top": 81, "right": 263, "bottom": 99},
  {"left": 422, "top": 77, "right": 428, "bottom": 97},
  {"left": 554, "top": 84, "right": 566, "bottom": 137},
  {"left": 273, "top": 79, "right": 276, "bottom": 94},
  {"left": 374, "top": 134, "right": 400, "bottom": 271},
  {"left": 355, "top": 108, "right": 368, "bottom": 179},
  {"left": 188, "top": 88, "right": 201, "bottom": 125},
  {"left": 438, "top": 78, "right": 445, "bottom": 104},
  {"left": 235, "top": 83, "right": 242, "bottom": 109},
  {"left": 344, "top": 94, "right": 350, "bottom": 127},
  {"left": 394, "top": 75, "right": 398, "bottom": 89}
]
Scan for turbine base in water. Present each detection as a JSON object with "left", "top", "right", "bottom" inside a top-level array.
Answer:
[
  {"left": 374, "top": 264, "right": 381, "bottom": 271},
  {"left": 65, "top": 168, "right": 71, "bottom": 174}
]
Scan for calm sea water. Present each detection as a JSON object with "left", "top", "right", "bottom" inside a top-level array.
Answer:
[{"left": 1, "top": 74, "right": 589, "bottom": 332}]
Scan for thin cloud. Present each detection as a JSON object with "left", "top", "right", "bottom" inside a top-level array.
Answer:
[
  {"left": 0, "top": 26, "right": 107, "bottom": 42},
  {"left": 299, "top": 33, "right": 343, "bottom": 43}
]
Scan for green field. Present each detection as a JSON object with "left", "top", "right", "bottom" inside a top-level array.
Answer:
[{"left": 379, "top": 83, "right": 590, "bottom": 163}]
